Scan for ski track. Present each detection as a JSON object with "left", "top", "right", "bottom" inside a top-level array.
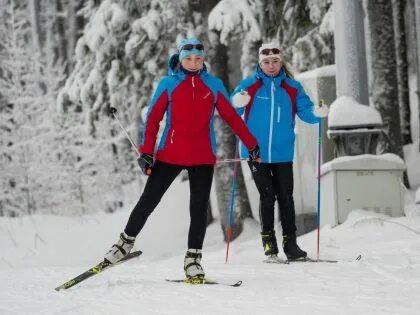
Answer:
[
  {"left": 2, "top": 246, "right": 420, "bottom": 315},
  {"left": 1, "top": 185, "right": 420, "bottom": 314}
]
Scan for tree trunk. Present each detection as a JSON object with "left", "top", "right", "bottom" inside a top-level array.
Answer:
[
  {"left": 208, "top": 31, "right": 254, "bottom": 242},
  {"left": 56, "top": 0, "right": 69, "bottom": 75},
  {"left": 365, "top": 0, "right": 407, "bottom": 177},
  {"left": 415, "top": 0, "right": 420, "bottom": 151},
  {"left": 392, "top": 0, "right": 412, "bottom": 145},
  {"left": 67, "top": 0, "right": 86, "bottom": 73},
  {"left": 28, "top": 0, "right": 42, "bottom": 55}
]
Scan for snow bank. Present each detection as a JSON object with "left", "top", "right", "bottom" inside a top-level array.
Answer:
[{"left": 328, "top": 96, "right": 382, "bottom": 128}]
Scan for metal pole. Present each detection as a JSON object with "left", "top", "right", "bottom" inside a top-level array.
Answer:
[{"left": 109, "top": 107, "right": 140, "bottom": 157}]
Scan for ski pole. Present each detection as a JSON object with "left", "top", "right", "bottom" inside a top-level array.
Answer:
[
  {"left": 225, "top": 141, "right": 240, "bottom": 264},
  {"left": 109, "top": 107, "right": 152, "bottom": 175},
  {"left": 316, "top": 100, "right": 324, "bottom": 261},
  {"left": 109, "top": 107, "right": 140, "bottom": 157}
]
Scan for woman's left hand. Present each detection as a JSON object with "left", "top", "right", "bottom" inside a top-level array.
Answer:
[{"left": 314, "top": 103, "right": 329, "bottom": 118}]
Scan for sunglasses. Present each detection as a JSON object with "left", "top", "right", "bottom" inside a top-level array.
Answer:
[
  {"left": 260, "top": 48, "right": 280, "bottom": 55},
  {"left": 181, "top": 44, "right": 204, "bottom": 51}
]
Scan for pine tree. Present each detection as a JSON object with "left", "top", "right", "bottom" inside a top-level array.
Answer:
[{"left": 0, "top": 0, "right": 67, "bottom": 215}]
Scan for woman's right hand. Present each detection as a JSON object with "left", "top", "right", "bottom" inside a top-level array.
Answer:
[
  {"left": 248, "top": 145, "right": 261, "bottom": 164},
  {"left": 232, "top": 90, "right": 251, "bottom": 108},
  {"left": 137, "top": 153, "right": 154, "bottom": 175}
]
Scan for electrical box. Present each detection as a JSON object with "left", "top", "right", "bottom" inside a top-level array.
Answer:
[{"left": 320, "top": 154, "right": 405, "bottom": 227}]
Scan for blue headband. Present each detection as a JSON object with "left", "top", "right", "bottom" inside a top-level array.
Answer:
[{"left": 178, "top": 38, "right": 205, "bottom": 61}]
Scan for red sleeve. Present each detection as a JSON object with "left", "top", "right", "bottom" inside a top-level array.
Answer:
[
  {"left": 140, "top": 90, "right": 169, "bottom": 154},
  {"left": 215, "top": 92, "right": 257, "bottom": 150}
]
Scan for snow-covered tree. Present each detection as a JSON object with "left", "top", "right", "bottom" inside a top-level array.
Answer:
[
  {"left": 0, "top": 0, "right": 67, "bottom": 216},
  {"left": 56, "top": 0, "right": 204, "bottom": 214},
  {"left": 209, "top": 0, "right": 262, "bottom": 241}
]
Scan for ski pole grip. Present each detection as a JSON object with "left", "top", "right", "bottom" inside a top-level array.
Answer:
[{"left": 109, "top": 107, "right": 117, "bottom": 115}]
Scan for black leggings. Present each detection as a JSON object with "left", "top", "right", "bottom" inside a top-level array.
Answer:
[
  {"left": 249, "top": 161, "right": 296, "bottom": 236},
  {"left": 124, "top": 161, "right": 214, "bottom": 249}
]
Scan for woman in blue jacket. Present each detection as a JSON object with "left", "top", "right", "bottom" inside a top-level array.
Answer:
[{"left": 231, "top": 43, "right": 328, "bottom": 261}]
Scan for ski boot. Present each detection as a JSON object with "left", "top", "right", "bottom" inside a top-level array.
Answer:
[
  {"left": 104, "top": 232, "right": 135, "bottom": 264},
  {"left": 283, "top": 233, "right": 307, "bottom": 261},
  {"left": 184, "top": 249, "right": 205, "bottom": 283},
  {"left": 261, "top": 231, "right": 282, "bottom": 263}
]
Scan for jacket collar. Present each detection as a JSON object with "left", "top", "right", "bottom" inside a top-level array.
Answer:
[{"left": 254, "top": 64, "right": 286, "bottom": 86}]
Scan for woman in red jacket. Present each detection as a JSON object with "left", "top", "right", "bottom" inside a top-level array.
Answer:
[{"left": 104, "top": 38, "right": 260, "bottom": 281}]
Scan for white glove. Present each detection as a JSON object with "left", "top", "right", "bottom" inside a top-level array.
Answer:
[
  {"left": 232, "top": 90, "right": 251, "bottom": 108},
  {"left": 314, "top": 103, "right": 329, "bottom": 118}
]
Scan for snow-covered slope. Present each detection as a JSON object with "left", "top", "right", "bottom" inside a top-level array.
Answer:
[{"left": 1, "top": 178, "right": 420, "bottom": 315}]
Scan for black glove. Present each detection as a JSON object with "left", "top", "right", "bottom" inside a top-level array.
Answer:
[
  {"left": 137, "top": 153, "right": 154, "bottom": 175},
  {"left": 248, "top": 145, "right": 261, "bottom": 163}
]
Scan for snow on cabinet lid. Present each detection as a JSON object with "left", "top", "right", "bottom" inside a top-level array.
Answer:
[
  {"left": 328, "top": 96, "right": 383, "bottom": 129},
  {"left": 321, "top": 154, "right": 406, "bottom": 175}
]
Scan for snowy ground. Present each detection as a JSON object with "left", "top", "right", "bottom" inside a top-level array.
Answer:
[{"left": 1, "top": 178, "right": 420, "bottom": 315}]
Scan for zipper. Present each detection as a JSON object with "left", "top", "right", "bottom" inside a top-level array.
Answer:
[
  {"left": 268, "top": 79, "right": 275, "bottom": 163},
  {"left": 277, "top": 105, "right": 280, "bottom": 123},
  {"left": 192, "top": 76, "right": 195, "bottom": 100},
  {"left": 170, "top": 129, "right": 175, "bottom": 144}
]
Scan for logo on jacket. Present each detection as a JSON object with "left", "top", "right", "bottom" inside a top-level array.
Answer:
[
  {"left": 257, "top": 96, "right": 270, "bottom": 100},
  {"left": 203, "top": 92, "right": 212, "bottom": 99}
]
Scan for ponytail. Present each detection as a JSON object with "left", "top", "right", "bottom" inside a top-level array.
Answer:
[{"left": 282, "top": 62, "right": 294, "bottom": 79}]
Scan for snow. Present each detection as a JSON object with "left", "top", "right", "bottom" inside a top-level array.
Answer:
[
  {"left": 319, "top": 5, "right": 334, "bottom": 35},
  {"left": 320, "top": 153, "right": 406, "bottom": 175},
  {"left": 208, "top": 0, "right": 261, "bottom": 45},
  {"left": 133, "top": 9, "right": 162, "bottom": 41},
  {"left": 328, "top": 96, "right": 383, "bottom": 128},
  {"left": 1, "top": 178, "right": 420, "bottom": 315},
  {"left": 404, "top": 140, "right": 420, "bottom": 188},
  {"left": 296, "top": 64, "right": 336, "bottom": 81}
]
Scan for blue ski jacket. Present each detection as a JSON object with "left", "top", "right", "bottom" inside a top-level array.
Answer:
[{"left": 231, "top": 66, "right": 319, "bottom": 163}]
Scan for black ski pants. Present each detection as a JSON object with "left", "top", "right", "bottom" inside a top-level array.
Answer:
[
  {"left": 249, "top": 161, "right": 296, "bottom": 236},
  {"left": 124, "top": 161, "right": 214, "bottom": 249}
]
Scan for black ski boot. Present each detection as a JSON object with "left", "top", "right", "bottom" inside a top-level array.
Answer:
[
  {"left": 261, "top": 231, "right": 279, "bottom": 256},
  {"left": 283, "top": 233, "right": 307, "bottom": 260}
]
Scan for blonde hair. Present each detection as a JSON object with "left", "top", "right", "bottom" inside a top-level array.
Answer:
[{"left": 281, "top": 60, "right": 294, "bottom": 79}]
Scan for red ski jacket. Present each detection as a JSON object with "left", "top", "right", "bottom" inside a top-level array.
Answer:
[{"left": 140, "top": 55, "right": 257, "bottom": 166}]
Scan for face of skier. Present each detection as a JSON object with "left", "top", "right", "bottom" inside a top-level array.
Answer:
[
  {"left": 260, "top": 57, "right": 282, "bottom": 77},
  {"left": 181, "top": 54, "right": 204, "bottom": 72}
]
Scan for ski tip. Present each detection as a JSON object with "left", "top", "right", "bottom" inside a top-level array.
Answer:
[
  {"left": 355, "top": 254, "right": 362, "bottom": 261},
  {"left": 232, "top": 280, "right": 243, "bottom": 287}
]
